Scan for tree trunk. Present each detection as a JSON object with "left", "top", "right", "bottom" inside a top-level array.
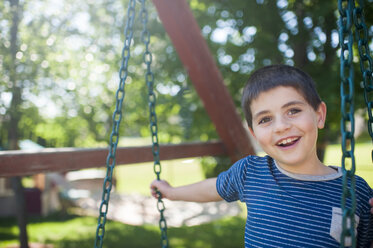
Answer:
[
  {"left": 11, "top": 177, "right": 29, "bottom": 248},
  {"left": 9, "top": 0, "right": 22, "bottom": 148},
  {"left": 8, "top": 0, "right": 29, "bottom": 247},
  {"left": 317, "top": 7, "right": 338, "bottom": 163},
  {"left": 292, "top": 1, "right": 309, "bottom": 69}
]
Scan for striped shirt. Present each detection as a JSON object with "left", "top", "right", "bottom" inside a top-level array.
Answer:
[{"left": 216, "top": 155, "right": 373, "bottom": 248}]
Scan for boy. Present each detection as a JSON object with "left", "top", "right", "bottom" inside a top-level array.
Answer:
[{"left": 150, "top": 65, "right": 373, "bottom": 247}]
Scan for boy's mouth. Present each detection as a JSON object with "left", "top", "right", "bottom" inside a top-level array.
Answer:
[{"left": 276, "top": 137, "right": 300, "bottom": 147}]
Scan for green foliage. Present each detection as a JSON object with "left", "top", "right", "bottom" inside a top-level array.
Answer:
[
  {"left": 33, "top": 117, "right": 107, "bottom": 148},
  {"left": 0, "top": 0, "right": 372, "bottom": 151},
  {"left": 193, "top": 1, "right": 372, "bottom": 163},
  {"left": 200, "top": 156, "right": 231, "bottom": 178}
]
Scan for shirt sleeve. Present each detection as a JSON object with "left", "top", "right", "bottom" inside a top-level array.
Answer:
[{"left": 216, "top": 156, "right": 249, "bottom": 202}]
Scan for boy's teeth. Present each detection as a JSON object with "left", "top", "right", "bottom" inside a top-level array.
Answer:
[{"left": 278, "top": 137, "right": 297, "bottom": 145}]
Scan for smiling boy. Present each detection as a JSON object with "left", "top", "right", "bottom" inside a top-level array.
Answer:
[
  {"left": 248, "top": 86, "right": 329, "bottom": 175},
  {"left": 151, "top": 65, "right": 373, "bottom": 247}
]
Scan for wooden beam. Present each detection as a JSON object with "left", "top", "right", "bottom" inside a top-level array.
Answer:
[
  {"left": 0, "top": 141, "right": 227, "bottom": 177},
  {"left": 152, "top": 0, "right": 255, "bottom": 162}
]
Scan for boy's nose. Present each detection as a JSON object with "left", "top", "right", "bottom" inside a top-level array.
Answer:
[{"left": 274, "top": 117, "right": 291, "bottom": 133}]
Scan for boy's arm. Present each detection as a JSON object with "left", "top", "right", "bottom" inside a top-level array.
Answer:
[
  {"left": 150, "top": 178, "right": 223, "bottom": 202},
  {"left": 370, "top": 198, "right": 373, "bottom": 248}
]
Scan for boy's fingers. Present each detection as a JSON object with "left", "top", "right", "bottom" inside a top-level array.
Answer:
[
  {"left": 150, "top": 188, "right": 159, "bottom": 199},
  {"left": 150, "top": 180, "right": 160, "bottom": 190},
  {"left": 150, "top": 179, "right": 171, "bottom": 199},
  {"left": 150, "top": 180, "right": 164, "bottom": 198}
]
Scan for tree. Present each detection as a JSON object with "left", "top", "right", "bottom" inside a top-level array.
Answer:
[
  {"left": 2, "top": 0, "right": 30, "bottom": 247},
  {"left": 1, "top": 0, "right": 371, "bottom": 154},
  {"left": 187, "top": 0, "right": 372, "bottom": 160}
]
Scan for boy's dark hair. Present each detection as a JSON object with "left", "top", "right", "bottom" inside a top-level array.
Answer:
[{"left": 241, "top": 64, "right": 322, "bottom": 128}]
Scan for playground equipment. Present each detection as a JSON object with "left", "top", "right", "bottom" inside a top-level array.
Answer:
[{"left": 338, "top": 0, "right": 372, "bottom": 247}]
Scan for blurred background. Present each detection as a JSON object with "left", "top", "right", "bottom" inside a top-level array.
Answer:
[{"left": 0, "top": 0, "right": 372, "bottom": 247}]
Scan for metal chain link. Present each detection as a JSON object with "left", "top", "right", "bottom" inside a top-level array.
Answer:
[
  {"left": 94, "top": 0, "right": 137, "bottom": 247},
  {"left": 140, "top": 0, "right": 169, "bottom": 247},
  {"left": 352, "top": 0, "right": 373, "bottom": 162},
  {"left": 338, "top": 0, "right": 357, "bottom": 247}
]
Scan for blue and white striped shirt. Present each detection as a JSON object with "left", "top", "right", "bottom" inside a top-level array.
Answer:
[{"left": 216, "top": 155, "right": 373, "bottom": 247}]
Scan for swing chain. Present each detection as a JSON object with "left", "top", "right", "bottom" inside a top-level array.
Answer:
[
  {"left": 140, "top": 1, "right": 169, "bottom": 247},
  {"left": 338, "top": 0, "right": 357, "bottom": 247},
  {"left": 94, "top": 0, "right": 137, "bottom": 247},
  {"left": 352, "top": 0, "right": 373, "bottom": 150}
]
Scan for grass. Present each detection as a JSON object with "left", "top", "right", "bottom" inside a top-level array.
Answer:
[
  {"left": 0, "top": 213, "right": 245, "bottom": 248},
  {"left": 115, "top": 158, "right": 205, "bottom": 195},
  {"left": 324, "top": 142, "right": 373, "bottom": 187}
]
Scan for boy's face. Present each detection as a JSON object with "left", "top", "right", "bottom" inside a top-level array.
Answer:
[{"left": 249, "top": 86, "right": 326, "bottom": 173}]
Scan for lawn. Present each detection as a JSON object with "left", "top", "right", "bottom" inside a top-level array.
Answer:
[
  {"left": 1, "top": 142, "right": 371, "bottom": 247},
  {"left": 115, "top": 158, "right": 205, "bottom": 195},
  {"left": 0, "top": 213, "right": 245, "bottom": 248},
  {"left": 324, "top": 142, "right": 373, "bottom": 187}
]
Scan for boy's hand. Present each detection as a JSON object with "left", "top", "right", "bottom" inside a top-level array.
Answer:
[
  {"left": 150, "top": 179, "right": 173, "bottom": 200},
  {"left": 370, "top": 198, "right": 373, "bottom": 214},
  {"left": 150, "top": 178, "right": 221, "bottom": 202}
]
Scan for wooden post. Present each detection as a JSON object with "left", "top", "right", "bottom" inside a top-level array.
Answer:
[
  {"left": 152, "top": 0, "right": 255, "bottom": 162},
  {"left": 11, "top": 177, "right": 29, "bottom": 248},
  {"left": 0, "top": 142, "right": 227, "bottom": 177},
  {"left": 9, "top": 0, "right": 29, "bottom": 246}
]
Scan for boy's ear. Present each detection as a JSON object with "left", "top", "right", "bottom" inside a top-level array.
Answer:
[
  {"left": 248, "top": 126, "right": 256, "bottom": 139},
  {"left": 317, "top": 101, "right": 327, "bottom": 129}
]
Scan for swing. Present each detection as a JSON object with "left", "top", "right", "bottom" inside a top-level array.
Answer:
[
  {"left": 93, "top": 1, "right": 168, "bottom": 247},
  {"left": 93, "top": 0, "right": 373, "bottom": 247},
  {"left": 338, "top": 0, "right": 372, "bottom": 247}
]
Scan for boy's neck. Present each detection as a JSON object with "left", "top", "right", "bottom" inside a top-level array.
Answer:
[{"left": 275, "top": 159, "right": 336, "bottom": 176}]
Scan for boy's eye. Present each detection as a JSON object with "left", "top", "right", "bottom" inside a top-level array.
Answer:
[
  {"left": 258, "top": 116, "right": 271, "bottom": 124},
  {"left": 288, "top": 108, "right": 301, "bottom": 115}
]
